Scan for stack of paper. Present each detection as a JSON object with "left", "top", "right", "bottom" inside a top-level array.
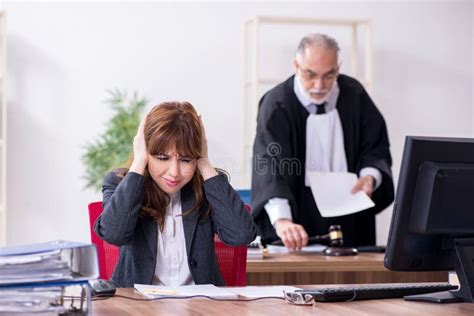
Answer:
[
  {"left": 266, "top": 244, "right": 326, "bottom": 254},
  {"left": 247, "top": 248, "right": 265, "bottom": 259},
  {"left": 0, "top": 286, "right": 66, "bottom": 314},
  {"left": 0, "top": 240, "right": 98, "bottom": 285},
  {"left": 0, "top": 249, "right": 72, "bottom": 285},
  {"left": 0, "top": 240, "right": 99, "bottom": 314},
  {"left": 247, "top": 236, "right": 264, "bottom": 259}
]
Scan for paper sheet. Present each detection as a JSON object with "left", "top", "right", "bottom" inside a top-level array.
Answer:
[
  {"left": 226, "top": 286, "right": 301, "bottom": 298},
  {"left": 134, "top": 284, "right": 238, "bottom": 299},
  {"left": 266, "top": 244, "right": 326, "bottom": 254},
  {"left": 307, "top": 172, "right": 375, "bottom": 217}
]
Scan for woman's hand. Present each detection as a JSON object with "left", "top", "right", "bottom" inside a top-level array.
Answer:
[
  {"left": 197, "top": 116, "right": 218, "bottom": 180},
  {"left": 129, "top": 115, "right": 148, "bottom": 175}
]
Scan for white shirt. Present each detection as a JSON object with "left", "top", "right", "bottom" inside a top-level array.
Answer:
[
  {"left": 264, "top": 75, "right": 382, "bottom": 225},
  {"left": 152, "top": 191, "right": 194, "bottom": 286}
]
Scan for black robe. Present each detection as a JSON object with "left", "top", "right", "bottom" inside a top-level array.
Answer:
[{"left": 251, "top": 75, "right": 394, "bottom": 247}]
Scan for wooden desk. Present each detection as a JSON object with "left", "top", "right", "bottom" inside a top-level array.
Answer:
[
  {"left": 246, "top": 253, "right": 447, "bottom": 285},
  {"left": 92, "top": 288, "right": 474, "bottom": 315}
]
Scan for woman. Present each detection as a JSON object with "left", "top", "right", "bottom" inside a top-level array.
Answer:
[{"left": 94, "top": 101, "right": 257, "bottom": 288}]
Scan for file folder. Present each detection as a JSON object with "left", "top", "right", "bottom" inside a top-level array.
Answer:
[
  {"left": 0, "top": 240, "right": 99, "bottom": 314},
  {"left": 0, "top": 240, "right": 99, "bottom": 286}
]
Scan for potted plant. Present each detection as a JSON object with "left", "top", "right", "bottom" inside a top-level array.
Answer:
[{"left": 82, "top": 89, "right": 148, "bottom": 191}]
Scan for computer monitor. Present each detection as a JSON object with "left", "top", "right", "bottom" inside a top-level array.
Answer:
[{"left": 384, "top": 136, "right": 474, "bottom": 303}]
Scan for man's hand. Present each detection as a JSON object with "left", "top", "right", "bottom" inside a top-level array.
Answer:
[
  {"left": 351, "top": 175, "right": 375, "bottom": 197},
  {"left": 274, "top": 219, "right": 308, "bottom": 251}
]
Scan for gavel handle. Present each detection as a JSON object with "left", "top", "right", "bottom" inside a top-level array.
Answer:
[{"left": 270, "top": 235, "right": 326, "bottom": 246}]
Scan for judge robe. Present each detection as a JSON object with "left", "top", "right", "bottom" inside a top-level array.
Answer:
[{"left": 251, "top": 74, "right": 394, "bottom": 247}]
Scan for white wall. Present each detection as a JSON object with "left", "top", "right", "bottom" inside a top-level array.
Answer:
[{"left": 4, "top": 1, "right": 473, "bottom": 246}]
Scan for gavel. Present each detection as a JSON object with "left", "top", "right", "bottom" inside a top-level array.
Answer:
[{"left": 270, "top": 224, "right": 358, "bottom": 256}]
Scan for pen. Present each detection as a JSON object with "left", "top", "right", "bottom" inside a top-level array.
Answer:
[{"left": 142, "top": 289, "right": 178, "bottom": 295}]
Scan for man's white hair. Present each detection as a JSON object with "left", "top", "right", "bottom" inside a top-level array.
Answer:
[{"left": 296, "top": 33, "right": 340, "bottom": 62}]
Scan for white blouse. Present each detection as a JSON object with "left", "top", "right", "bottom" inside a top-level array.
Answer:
[{"left": 152, "top": 191, "right": 194, "bottom": 286}]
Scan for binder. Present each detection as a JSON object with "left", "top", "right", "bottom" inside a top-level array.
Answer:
[
  {"left": 0, "top": 240, "right": 99, "bottom": 286},
  {"left": 0, "top": 240, "right": 99, "bottom": 314}
]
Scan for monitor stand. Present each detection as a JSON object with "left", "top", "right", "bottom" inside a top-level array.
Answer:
[{"left": 405, "top": 237, "right": 474, "bottom": 304}]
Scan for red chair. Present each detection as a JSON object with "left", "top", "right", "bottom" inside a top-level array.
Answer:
[
  {"left": 88, "top": 202, "right": 248, "bottom": 286},
  {"left": 88, "top": 202, "right": 120, "bottom": 280}
]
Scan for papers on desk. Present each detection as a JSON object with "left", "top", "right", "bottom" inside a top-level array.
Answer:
[
  {"left": 0, "top": 240, "right": 98, "bottom": 314},
  {"left": 135, "top": 284, "right": 238, "bottom": 299},
  {"left": 0, "top": 286, "right": 66, "bottom": 313},
  {"left": 0, "top": 240, "right": 99, "bottom": 285},
  {"left": 307, "top": 172, "right": 375, "bottom": 217},
  {"left": 135, "top": 284, "right": 301, "bottom": 299},
  {"left": 226, "top": 286, "right": 301, "bottom": 298},
  {"left": 248, "top": 236, "right": 265, "bottom": 259},
  {"left": 266, "top": 244, "right": 326, "bottom": 254}
]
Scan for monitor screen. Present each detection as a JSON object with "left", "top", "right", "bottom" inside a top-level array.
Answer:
[{"left": 384, "top": 136, "right": 474, "bottom": 303}]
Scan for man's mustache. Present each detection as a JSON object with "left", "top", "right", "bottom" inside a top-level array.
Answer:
[{"left": 308, "top": 89, "right": 329, "bottom": 94}]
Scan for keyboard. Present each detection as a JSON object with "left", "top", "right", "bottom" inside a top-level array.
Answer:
[{"left": 295, "top": 283, "right": 458, "bottom": 302}]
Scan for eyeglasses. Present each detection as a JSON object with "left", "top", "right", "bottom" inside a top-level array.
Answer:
[
  {"left": 283, "top": 291, "right": 314, "bottom": 306},
  {"left": 298, "top": 65, "right": 338, "bottom": 82}
]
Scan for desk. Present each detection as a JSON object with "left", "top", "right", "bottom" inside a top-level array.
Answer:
[
  {"left": 92, "top": 288, "right": 474, "bottom": 315},
  {"left": 247, "top": 253, "right": 447, "bottom": 285}
]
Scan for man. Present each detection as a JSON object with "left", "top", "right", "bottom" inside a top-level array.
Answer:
[{"left": 251, "top": 33, "right": 394, "bottom": 250}]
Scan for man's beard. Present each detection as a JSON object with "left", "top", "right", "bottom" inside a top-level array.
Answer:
[{"left": 307, "top": 87, "right": 331, "bottom": 104}]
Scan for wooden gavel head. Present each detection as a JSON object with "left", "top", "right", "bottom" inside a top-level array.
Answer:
[
  {"left": 327, "top": 225, "right": 344, "bottom": 247},
  {"left": 323, "top": 224, "right": 358, "bottom": 256}
]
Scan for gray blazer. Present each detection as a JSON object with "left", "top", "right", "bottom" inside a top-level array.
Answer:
[{"left": 94, "top": 170, "right": 257, "bottom": 288}]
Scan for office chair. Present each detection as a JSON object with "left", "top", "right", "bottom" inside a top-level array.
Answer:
[
  {"left": 88, "top": 202, "right": 120, "bottom": 280},
  {"left": 87, "top": 201, "right": 248, "bottom": 286}
]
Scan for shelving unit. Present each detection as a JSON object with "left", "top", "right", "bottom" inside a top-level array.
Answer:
[
  {"left": 241, "top": 16, "right": 372, "bottom": 188},
  {"left": 0, "top": 12, "right": 5, "bottom": 245}
]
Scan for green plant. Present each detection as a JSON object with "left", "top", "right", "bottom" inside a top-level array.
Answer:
[{"left": 82, "top": 89, "right": 148, "bottom": 191}]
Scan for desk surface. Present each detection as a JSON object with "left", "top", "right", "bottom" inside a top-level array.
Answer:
[
  {"left": 247, "top": 252, "right": 387, "bottom": 272},
  {"left": 246, "top": 253, "right": 447, "bottom": 285},
  {"left": 92, "top": 287, "right": 474, "bottom": 316}
]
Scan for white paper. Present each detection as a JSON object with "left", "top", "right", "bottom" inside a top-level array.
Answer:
[
  {"left": 0, "top": 241, "right": 99, "bottom": 285},
  {"left": 247, "top": 248, "right": 264, "bottom": 259},
  {"left": 307, "top": 171, "right": 375, "bottom": 217},
  {"left": 226, "top": 286, "right": 301, "bottom": 298},
  {"left": 0, "top": 287, "right": 65, "bottom": 313},
  {"left": 134, "top": 284, "right": 238, "bottom": 299},
  {"left": 266, "top": 244, "right": 326, "bottom": 254}
]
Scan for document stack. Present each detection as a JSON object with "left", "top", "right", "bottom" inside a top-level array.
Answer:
[
  {"left": 247, "top": 236, "right": 265, "bottom": 259},
  {"left": 0, "top": 240, "right": 99, "bottom": 315}
]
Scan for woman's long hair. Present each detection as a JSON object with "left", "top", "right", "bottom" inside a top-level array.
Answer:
[{"left": 124, "top": 101, "right": 209, "bottom": 231}]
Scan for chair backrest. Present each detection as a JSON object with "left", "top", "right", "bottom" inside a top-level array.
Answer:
[
  {"left": 88, "top": 202, "right": 120, "bottom": 280},
  {"left": 87, "top": 201, "right": 248, "bottom": 286},
  {"left": 213, "top": 239, "right": 248, "bottom": 286}
]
